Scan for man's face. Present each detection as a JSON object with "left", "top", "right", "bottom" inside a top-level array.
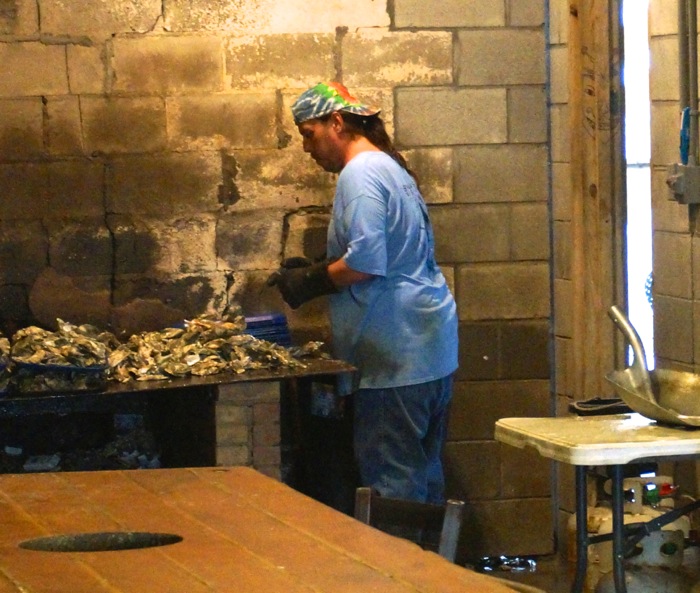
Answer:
[{"left": 297, "top": 116, "right": 345, "bottom": 173}]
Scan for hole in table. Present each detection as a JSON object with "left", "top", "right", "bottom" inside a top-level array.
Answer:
[{"left": 19, "top": 531, "right": 183, "bottom": 552}]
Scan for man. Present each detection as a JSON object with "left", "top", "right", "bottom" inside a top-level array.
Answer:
[{"left": 268, "top": 81, "right": 458, "bottom": 503}]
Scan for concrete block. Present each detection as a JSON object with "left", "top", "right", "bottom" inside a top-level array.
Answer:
[
  {"left": 112, "top": 36, "right": 223, "bottom": 94},
  {"left": 654, "top": 231, "right": 691, "bottom": 298},
  {"left": 253, "top": 422, "right": 280, "bottom": 447},
  {"left": 46, "top": 96, "right": 84, "bottom": 156},
  {"left": 216, "top": 423, "right": 251, "bottom": 446},
  {"left": 344, "top": 30, "right": 452, "bottom": 87},
  {"left": 0, "top": 43, "right": 68, "bottom": 97},
  {"left": 41, "top": 0, "right": 161, "bottom": 39},
  {"left": 455, "top": 145, "right": 548, "bottom": 203},
  {"left": 550, "top": 104, "right": 570, "bottom": 163},
  {"left": 448, "top": 379, "right": 550, "bottom": 440},
  {"left": 0, "top": 163, "right": 49, "bottom": 219},
  {"left": 226, "top": 34, "right": 335, "bottom": 89},
  {"left": 82, "top": 97, "right": 167, "bottom": 154},
  {"left": 651, "top": 102, "right": 682, "bottom": 167},
  {"left": 216, "top": 444, "right": 251, "bottom": 466},
  {"left": 393, "top": 0, "right": 505, "bottom": 28},
  {"left": 28, "top": 268, "right": 112, "bottom": 329},
  {"left": 501, "top": 446, "right": 551, "bottom": 498},
  {"left": 508, "top": 86, "right": 547, "bottom": 143},
  {"left": 47, "top": 160, "right": 105, "bottom": 217},
  {"left": 253, "top": 445, "right": 280, "bottom": 467},
  {"left": 284, "top": 211, "right": 331, "bottom": 262},
  {"left": 67, "top": 45, "right": 106, "bottom": 95},
  {"left": 553, "top": 278, "right": 573, "bottom": 337},
  {"left": 651, "top": 168, "right": 689, "bottom": 233},
  {"left": 431, "top": 204, "right": 510, "bottom": 263},
  {"left": 457, "top": 29, "right": 546, "bottom": 86},
  {"left": 215, "top": 404, "right": 251, "bottom": 425},
  {"left": 46, "top": 219, "right": 113, "bottom": 277},
  {"left": 511, "top": 203, "right": 549, "bottom": 260},
  {"left": 461, "top": 499, "right": 553, "bottom": 558},
  {"left": 552, "top": 162, "right": 572, "bottom": 220},
  {"left": 402, "top": 148, "right": 452, "bottom": 204},
  {"left": 549, "top": 0, "right": 569, "bottom": 44},
  {"left": 500, "top": 320, "right": 550, "bottom": 379},
  {"left": 654, "top": 295, "right": 693, "bottom": 364},
  {"left": 0, "top": 220, "right": 47, "bottom": 284},
  {"left": 455, "top": 321, "right": 499, "bottom": 380},
  {"left": 0, "top": 98, "right": 43, "bottom": 160},
  {"left": 165, "top": 0, "right": 388, "bottom": 33},
  {"left": 0, "top": 285, "right": 31, "bottom": 329},
  {"left": 396, "top": 87, "right": 507, "bottom": 147},
  {"left": 650, "top": 36, "right": 679, "bottom": 102},
  {"left": 218, "top": 381, "right": 280, "bottom": 405},
  {"left": 106, "top": 153, "right": 222, "bottom": 215},
  {"left": 217, "top": 149, "right": 336, "bottom": 212},
  {"left": 216, "top": 210, "right": 286, "bottom": 271},
  {"left": 457, "top": 262, "right": 550, "bottom": 320},
  {"left": 649, "top": 0, "right": 678, "bottom": 36},
  {"left": 0, "top": 0, "right": 38, "bottom": 35},
  {"left": 167, "top": 93, "right": 277, "bottom": 150},
  {"left": 554, "top": 336, "right": 573, "bottom": 396},
  {"left": 508, "top": 0, "right": 545, "bottom": 26},
  {"left": 444, "top": 441, "right": 500, "bottom": 500}
]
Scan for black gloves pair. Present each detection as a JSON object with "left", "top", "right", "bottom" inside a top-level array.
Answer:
[{"left": 266, "top": 257, "right": 338, "bottom": 309}]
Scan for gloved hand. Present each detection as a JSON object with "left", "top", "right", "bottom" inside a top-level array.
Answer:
[{"left": 266, "top": 260, "right": 338, "bottom": 309}]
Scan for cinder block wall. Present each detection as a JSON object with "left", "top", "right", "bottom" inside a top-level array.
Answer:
[{"left": 0, "top": 0, "right": 552, "bottom": 558}]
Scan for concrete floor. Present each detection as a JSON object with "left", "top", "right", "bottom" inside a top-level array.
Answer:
[{"left": 474, "top": 555, "right": 571, "bottom": 593}]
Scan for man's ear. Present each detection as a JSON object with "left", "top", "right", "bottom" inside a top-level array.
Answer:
[{"left": 329, "top": 111, "right": 344, "bottom": 132}]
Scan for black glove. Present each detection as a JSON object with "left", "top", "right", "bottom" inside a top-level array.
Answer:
[{"left": 266, "top": 260, "right": 338, "bottom": 309}]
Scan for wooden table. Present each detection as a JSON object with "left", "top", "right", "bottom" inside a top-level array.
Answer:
[{"left": 0, "top": 466, "right": 517, "bottom": 593}]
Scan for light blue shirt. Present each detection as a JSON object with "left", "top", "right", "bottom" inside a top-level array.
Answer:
[{"left": 327, "top": 151, "right": 458, "bottom": 394}]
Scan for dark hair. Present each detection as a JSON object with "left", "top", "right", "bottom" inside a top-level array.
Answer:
[{"left": 336, "top": 112, "right": 418, "bottom": 183}]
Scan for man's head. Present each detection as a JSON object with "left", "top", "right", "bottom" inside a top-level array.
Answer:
[{"left": 291, "top": 82, "right": 379, "bottom": 125}]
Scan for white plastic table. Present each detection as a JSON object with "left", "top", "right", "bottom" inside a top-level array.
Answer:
[{"left": 495, "top": 413, "right": 700, "bottom": 593}]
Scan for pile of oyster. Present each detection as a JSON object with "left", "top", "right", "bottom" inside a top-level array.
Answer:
[{"left": 2, "top": 305, "right": 326, "bottom": 393}]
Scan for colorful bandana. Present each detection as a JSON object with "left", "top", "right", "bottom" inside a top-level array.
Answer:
[{"left": 291, "top": 82, "right": 380, "bottom": 124}]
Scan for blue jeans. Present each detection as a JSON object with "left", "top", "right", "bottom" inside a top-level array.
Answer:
[{"left": 353, "top": 375, "right": 453, "bottom": 504}]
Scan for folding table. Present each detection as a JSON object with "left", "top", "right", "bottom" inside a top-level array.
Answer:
[{"left": 495, "top": 413, "right": 700, "bottom": 593}]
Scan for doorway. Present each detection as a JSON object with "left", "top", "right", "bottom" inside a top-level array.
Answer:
[{"left": 622, "top": 0, "right": 654, "bottom": 368}]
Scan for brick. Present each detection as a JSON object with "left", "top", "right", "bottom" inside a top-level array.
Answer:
[
  {"left": 215, "top": 403, "right": 251, "bottom": 425},
  {"left": 216, "top": 444, "right": 251, "bottom": 466},
  {"left": 46, "top": 97, "right": 84, "bottom": 156},
  {"left": 216, "top": 210, "right": 285, "bottom": 271},
  {"left": 508, "top": 86, "right": 547, "bottom": 143},
  {"left": 112, "top": 36, "right": 223, "bottom": 94},
  {"left": 253, "top": 402, "right": 280, "bottom": 425},
  {"left": 654, "top": 295, "right": 693, "bottom": 363},
  {"left": 455, "top": 145, "right": 548, "bottom": 203},
  {"left": 0, "top": 163, "right": 49, "bottom": 219},
  {"left": 344, "top": 30, "right": 452, "bottom": 87},
  {"left": 394, "top": 0, "right": 505, "bottom": 28},
  {"left": 396, "top": 87, "right": 507, "bottom": 146},
  {"left": 0, "top": 220, "right": 47, "bottom": 284},
  {"left": 431, "top": 204, "right": 510, "bottom": 263},
  {"left": 0, "top": 98, "right": 43, "bottom": 160},
  {"left": 654, "top": 232, "right": 691, "bottom": 298},
  {"left": 0, "top": 0, "right": 38, "bottom": 35},
  {"left": 217, "top": 423, "right": 251, "bottom": 446},
  {"left": 164, "top": 0, "right": 389, "bottom": 33},
  {"left": 29, "top": 268, "right": 112, "bottom": 329},
  {"left": 404, "top": 148, "right": 452, "bottom": 204},
  {"left": 457, "top": 30, "right": 546, "bottom": 86},
  {"left": 226, "top": 34, "right": 334, "bottom": 89},
  {"left": 218, "top": 382, "right": 280, "bottom": 405},
  {"left": 67, "top": 45, "right": 106, "bottom": 95},
  {"left": 456, "top": 262, "right": 550, "bottom": 320},
  {"left": 82, "top": 97, "right": 167, "bottom": 154},
  {"left": 46, "top": 219, "right": 113, "bottom": 277},
  {"left": 511, "top": 203, "right": 549, "bottom": 260},
  {"left": 106, "top": 153, "right": 222, "bottom": 215},
  {"left": 253, "top": 422, "right": 280, "bottom": 447},
  {"left": 444, "top": 441, "right": 500, "bottom": 500},
  {"left": 447, "top": 379, "right": 550, "bottom": 440},
  {"left": 46, "top": 160, "right": 105, "bottom": 217},
  {"left": 253, "top": 445, "right": 280, "bottom": 467},
  {"left": 0, "top": 43, "right": 68, "bottom": 97},
  {"left": 508, "top": 0, "right": 545, "bottom": 26},
  {"left": 167, "top": 93, "right": 277, "bottom": 151},
  {"left": 41, "top": 0, "right": 161, "bottom": 38}
]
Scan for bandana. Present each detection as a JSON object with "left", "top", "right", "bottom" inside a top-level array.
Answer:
[{"left": 291, "top": 82, "right": 380, "bottom": 124}]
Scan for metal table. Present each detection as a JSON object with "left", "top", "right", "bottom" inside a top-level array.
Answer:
[{"left": 495, "top": 413, "right": 700, "bottom": 593}]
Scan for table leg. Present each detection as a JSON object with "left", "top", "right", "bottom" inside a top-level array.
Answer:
[
  {"left": 610, "top": 464, "right": 627, "bottom": 593},
  {"left": 572, "top": 465, "right": 589, "bottom": 593}
]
